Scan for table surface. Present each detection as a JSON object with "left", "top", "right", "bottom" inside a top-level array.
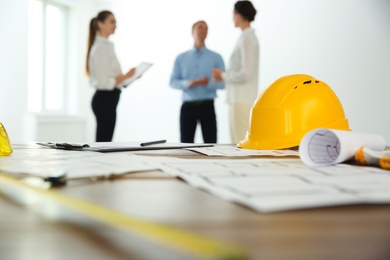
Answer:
[{"left": 1, "top": 149, "right": 390, "bottom": 260}]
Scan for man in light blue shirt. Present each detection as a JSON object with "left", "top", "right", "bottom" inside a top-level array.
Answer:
[{"left": 170, "top": 20, "right": 225, "bottom": 143}]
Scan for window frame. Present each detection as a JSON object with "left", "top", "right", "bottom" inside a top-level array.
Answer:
[{"left": 28, "top": 0, "right": 69, "bottom": 115}]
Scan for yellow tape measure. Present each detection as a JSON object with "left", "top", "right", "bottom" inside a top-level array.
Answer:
[{"left": 0, "top": 173, "right": 247, "bottom": 260}]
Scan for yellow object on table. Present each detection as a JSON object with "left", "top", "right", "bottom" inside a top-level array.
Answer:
[
  {"left": 238, "top": 74, "right": 350, "bottom": 150},
  {"left": 355, "top": 146, "right": 390, "bottom": 170},
  {"left": 0, "top": 123, "right": 12, "bottom": 156}
]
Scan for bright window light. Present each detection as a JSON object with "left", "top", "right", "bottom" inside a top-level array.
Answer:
[
  {"left": 45, "top": 4, "right": 65, "bottom": 110},
  {"left": 28, "top": 0, "right": 43, "bottom": 112},
  {"left": 28, "top": 0, "right": 67, "bottom": 113}
]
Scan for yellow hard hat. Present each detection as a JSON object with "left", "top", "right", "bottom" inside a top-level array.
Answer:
[{"left": 238, "top": 74, "right": 350, "bottom": 150}]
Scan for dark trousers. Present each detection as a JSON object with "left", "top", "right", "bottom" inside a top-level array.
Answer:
[
  {"left": 180, "top": 100, "right": 217, "bottom": 143},
  {"left": 91, "top": 89, "right": 121, "bottom": 142}
]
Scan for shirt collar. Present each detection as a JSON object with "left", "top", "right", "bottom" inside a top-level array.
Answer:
[
  {"left": 96, "top": 35, "right": 110, "bottom": 43},
  {"left": 242, "top": 27, "right": 254, "bottom": 34},
  {"left": 191, "top": 46, "right": 207, "bottom": 53}
]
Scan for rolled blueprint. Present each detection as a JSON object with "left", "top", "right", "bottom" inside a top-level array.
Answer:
[{"left": 300, "top": 128, "right": 386, "bottom": 166}]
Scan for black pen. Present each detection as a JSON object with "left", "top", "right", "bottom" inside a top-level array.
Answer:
[
  {"left": 36, "top": 142, "right": 90, "bottom": 149},
  {"left": 140, "top": 139, "right": 167, "bottom": 147}
]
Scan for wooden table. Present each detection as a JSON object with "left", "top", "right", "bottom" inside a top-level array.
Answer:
[{"left": 1, "top": 149, "right": 390, "bottom": 260}]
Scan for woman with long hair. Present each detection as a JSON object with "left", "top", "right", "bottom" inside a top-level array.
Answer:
[
  {"left": 212, "top": 1, "right": 259, "bottom": 144},
  {"left": 86, "top": 10, "right": 135, "bottom": 142}
]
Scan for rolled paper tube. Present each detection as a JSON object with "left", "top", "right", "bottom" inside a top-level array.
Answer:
[{"left": 299, "top": 128, "right": 386, "bottom": 166}]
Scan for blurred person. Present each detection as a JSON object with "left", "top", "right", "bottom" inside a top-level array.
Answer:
[
  {"left": 212, "top": 1, "right": 259, "bottom": 144},
  {"left": 86, "top": 10, "right": 137, "bottom": 142},
  {"left": 170, "top": 21, "right": 225, "bottom": 143}
]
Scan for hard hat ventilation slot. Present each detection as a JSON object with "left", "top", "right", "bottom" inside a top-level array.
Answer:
[
  {"left": 294, "top": 86, "right": 298, "bottom": 89},
  {"left": 303, "top": 80, "right": 312, "bottom": 84},
  {"left": 315, "top": 80, "right": 320, "bottom": 83}
]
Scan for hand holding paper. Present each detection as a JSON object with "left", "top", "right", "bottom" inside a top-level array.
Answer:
[
  {"left": 122, "top": 62, "right": 153, "bottom": 87},
  {"left": 125, "top": 68, "right": 136, "bottom": 78}
]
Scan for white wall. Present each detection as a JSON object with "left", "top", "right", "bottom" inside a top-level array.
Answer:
[
  {"left": 1, "top": 0, "right": 390, "bottom": 144},
  {"left": 0, "top": 0, "right": 29, "bottom": 142}
]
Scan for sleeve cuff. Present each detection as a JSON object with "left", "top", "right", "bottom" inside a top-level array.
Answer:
[{"left": 185, "top": 80, "right": 191, "bottom": 88}]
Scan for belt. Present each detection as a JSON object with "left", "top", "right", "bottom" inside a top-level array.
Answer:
[
  {"left": 96, "top": 88, "right": 121, "bottom": 93},
  {"left": 183, "top": 100, "right": 214, "bottom": 106}
]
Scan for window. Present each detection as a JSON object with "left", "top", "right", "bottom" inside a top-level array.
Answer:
[{"left": 28, "top": 0, "right": 68, "bottom": 113}]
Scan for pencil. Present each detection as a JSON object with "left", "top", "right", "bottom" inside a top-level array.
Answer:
[{"left": 140, "top": 139, "right": 167, "bottom": 147}]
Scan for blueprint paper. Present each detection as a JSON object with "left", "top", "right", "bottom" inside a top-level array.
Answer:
[
  {"left": 187, "top": 146, "right": 299, "bottom": 157},
  {"left": 300, "top": 128, "right": 386, "bottom": 166},
  {"left": 158, "top": 158, "right": 390, "bottom": 213},
  {"left": 0, "top": 147, "right": 158, "bottom": 178},
  {"left": 4, "top": 144, "right": 390, "bottom": 213}
]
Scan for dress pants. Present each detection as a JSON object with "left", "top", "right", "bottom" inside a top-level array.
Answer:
[
  {"left": 91, "top": 88, "right": 121, "bottom": 142},
  {"left": 180, "top": 100, "right": 217, "bottom": 143}
]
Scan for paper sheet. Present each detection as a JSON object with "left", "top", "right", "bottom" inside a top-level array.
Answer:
[
  {"left": 187, "top": 146, "right": 299, "bottom": 157},
  {"left": 300, "top": 128, "right": 386, "bottom": 166},
  {"left": 159, "top": 157, "right": 390, "bottom": 213},
  {"left": 0, "top": 146, "right": 158, "bottom": 179},
  {"left": 4, "top": 143, "right": 390, "bottom": 213},
  {"left": 122, "top": 62, "right": 153, "bottom": 87},
  {"left": 87, "top": 144, "right": 212, "bottom": 152}
]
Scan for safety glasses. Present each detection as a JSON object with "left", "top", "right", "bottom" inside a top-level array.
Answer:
[{"left": 0, "top": 123, "right": 12, "bottom": 156}]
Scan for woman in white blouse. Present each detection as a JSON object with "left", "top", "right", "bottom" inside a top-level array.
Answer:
[
  {"left": 212, "top": 1, "right": 259, "bottom": 144},
  {"left": 86, "top": 10, "right": 135, "bottom": 142}
]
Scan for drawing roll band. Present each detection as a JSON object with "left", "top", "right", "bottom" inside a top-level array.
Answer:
[{"left": 299, "top": 128, "right": 386, "bottom": 166}]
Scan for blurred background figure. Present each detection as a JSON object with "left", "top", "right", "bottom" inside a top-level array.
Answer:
[
  {"left": 213, "top": 0, "right": 259, "bottom": 144},
  {"left": 170, "top": 21, "right": 225, "bottom": 143},
  {"left": 86, "top": 10, "right": 136, "bottom": 142}
]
